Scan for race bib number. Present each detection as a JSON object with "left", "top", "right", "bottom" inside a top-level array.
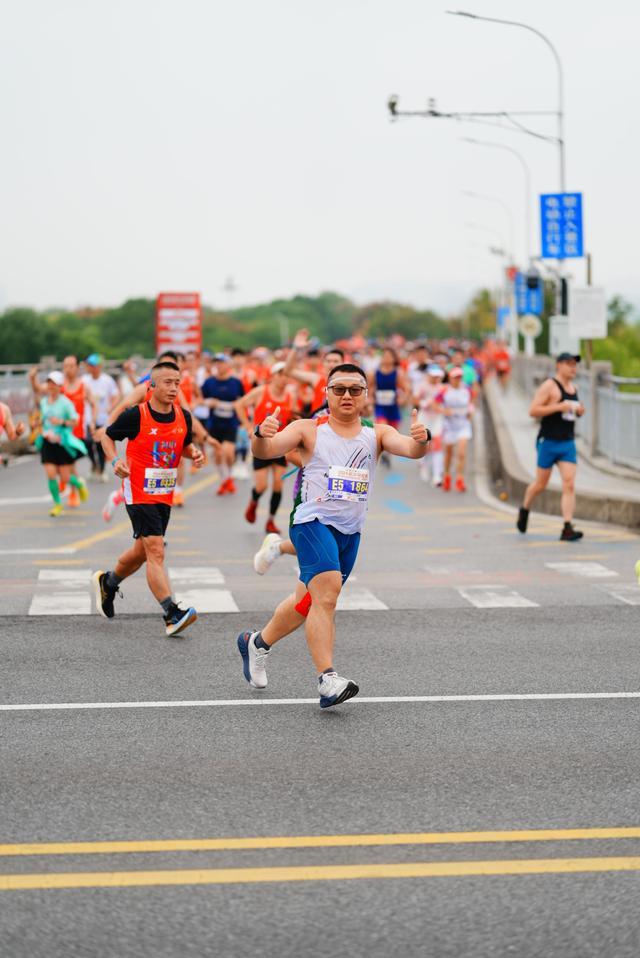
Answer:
[
  {"left": 215, "top": 401, "right": 234, "bottom": 419},
  {"left": 327, "top": 466, "right": 369, "bottom": 502},
  {"left": 376, "top": 389, "right": 396, "bottom": 406},
  {"left": 143, "top": 468, "right": 177, "bottom": 495}
]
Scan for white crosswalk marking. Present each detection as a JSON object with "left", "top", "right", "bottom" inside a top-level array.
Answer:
[
  {"left": 457, "top": 586, "right": 539, "bottom": 609},
  {"left": 601, "top": 585, "right": 640, "bottom": 606},
  {"left": 28, "top": 569, "right": 92, "bottom": 616},
  {"left": 169, "top": 567, "right": 239, "bottom": 614},
  {"left": 546, "top": 561, "right": 618, "bottom": 578},
  {"left": 337, "top": 587, "right": 388, "bottom": 611}
]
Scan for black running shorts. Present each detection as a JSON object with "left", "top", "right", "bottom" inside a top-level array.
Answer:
[
  {"left": 125, "top": 503, "right": 171, "bottom": 539},
  {"left": 40, "top": 438, "right": 80, "bottom": 466},
  {"left": 209, "top": 421, "right": 238, "bottom": 444},
  {"left": 253, "top": 455, "right": 287, "bottom": 470}
]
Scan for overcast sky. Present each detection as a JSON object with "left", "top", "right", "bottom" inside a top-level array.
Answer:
[{"left": 1, "top": 0, "right": 638, "bottom": 314}]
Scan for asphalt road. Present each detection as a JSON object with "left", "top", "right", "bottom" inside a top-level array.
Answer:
[{"left": 2, "top": 442, "right": 640, "bottom": 957}]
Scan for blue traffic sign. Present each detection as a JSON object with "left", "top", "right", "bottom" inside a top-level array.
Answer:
[
  {"left": 496, "top": 305, "right": 510, "bottom": 334},
  {"left": 540, "top": 192, "right": 583, "bottom": 258},
  {"left": 515, "top": 272, "right": 543, "bottom": 316}
]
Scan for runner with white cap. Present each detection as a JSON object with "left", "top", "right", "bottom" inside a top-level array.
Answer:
[
  {"left": 435, "top": 366, "right": 473, "bottom": 493},
  {"left": 28, "top": 369, "right": 88, "bottom": 517},
  {"left": 413, "top": 364, "right": 445, "bottom": 486}
]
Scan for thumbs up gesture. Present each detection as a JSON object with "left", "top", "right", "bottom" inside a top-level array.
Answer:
[
  {"left": 259, "top": 406, "right": 281, "bottom": 439},
  {"left": 410, "top": 408, "right": 430, "bottom": 446}
]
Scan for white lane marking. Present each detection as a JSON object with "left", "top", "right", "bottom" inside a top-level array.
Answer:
[
  {"left": 337, "top": 588, "right": 388, "bottom": 611},
  {"left": 29, "top": 568, "right": 92, "bottom": 615},
  {"left": 0, "top": 548, "right": 77, "bottom": 555},
  {"left": 28, "top": 594, "right": 91, "bottom": 616},
  {"left": 38, "top": 569, "right": 92, "bottom": 587},
  {"left": 602, "top": 585, "right": 640, "bottom": 606},
  {"left": 457, "top": 586, "right": 538, "bottom": 609},
  {"left": 3, "top": 692, "right": 640, "bottom": 712},
  {"left": 169, "top": 567, "right": 226, "bottom": 585},
  {"left": 546, "top": 562, "right": 619, "bottom": 578},
  {"left": 173, "top": 589, "right": 239, "bottom": 613},
  {"left": 169, "top": 566, "right": 239, "bottom": 613},
  {"left": 0, "top": 495, "right": 52, "bottom": 506}
]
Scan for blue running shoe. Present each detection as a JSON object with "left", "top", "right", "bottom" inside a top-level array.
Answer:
[
  {"left": 318, "top": 671, "right": 359, "bottom": 709},
  {"left": 237, "top": 630, "right": 269, "bottom": 689},
  {"left": 164, "top": 604, "right": 197, "bottom": 637}
]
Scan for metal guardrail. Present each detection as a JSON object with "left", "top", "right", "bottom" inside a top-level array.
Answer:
[{"left": 512, "top": 355, "right": 640, "bottom": 472}]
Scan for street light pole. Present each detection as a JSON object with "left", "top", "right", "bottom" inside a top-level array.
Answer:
[
  {"left": 447, "top": 12, "right": 565, "bottom": 193},
  {"left": 462, "top": 190, "right": 515, "bottom": 264},
  {"left": 461, "top": 137, "right": 532, "bottom": 264}
]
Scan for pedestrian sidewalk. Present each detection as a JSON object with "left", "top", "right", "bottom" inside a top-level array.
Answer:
[{"left": 483, "top": 377, "right": 640, "bottom": 528}]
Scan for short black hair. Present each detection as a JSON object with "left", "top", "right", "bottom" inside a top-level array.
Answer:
[
  {"left": 326, "top": 346, "right": 345, "bottom": 359},
  {"left": 328, "top": 363, "right": 366, "bottom": 381},
  {"left": 151, "top": 361, "right": 180, "bottom": 376},
  {"left": 157, "top": 350, "right": 179, "bottom": 363},
  {"left": 230, "top": 347, "right": 246, "bottom": 356}
]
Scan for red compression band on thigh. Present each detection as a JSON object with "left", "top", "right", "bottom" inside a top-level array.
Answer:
[{"left": 295, "top": 591, "right": 312, "bottom": 617}]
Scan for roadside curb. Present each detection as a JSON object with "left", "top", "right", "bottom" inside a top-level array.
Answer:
[{"left": 482, "top": 377, "right": 640, "bottom": 530}]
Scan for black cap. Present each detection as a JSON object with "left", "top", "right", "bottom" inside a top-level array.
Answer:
[{"left": 556, "top": 352, "right": 581, "bottom": 363}]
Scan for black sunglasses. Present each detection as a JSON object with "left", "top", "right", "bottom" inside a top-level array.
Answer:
[{"left": 327, "top": 384, "right": 367, "bottom": 397}]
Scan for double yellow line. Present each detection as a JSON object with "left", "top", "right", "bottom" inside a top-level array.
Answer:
[{"left": 3, "top": 827, "right": 640, "bottom": 891}]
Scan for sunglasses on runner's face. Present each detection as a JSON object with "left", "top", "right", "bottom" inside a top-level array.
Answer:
[{"left": 328, "top": 384, "right": 367, "bottom": 397}]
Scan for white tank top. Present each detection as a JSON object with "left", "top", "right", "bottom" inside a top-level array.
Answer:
[{"left": 292, "top": 418, "right": 378, "bottom": 535}]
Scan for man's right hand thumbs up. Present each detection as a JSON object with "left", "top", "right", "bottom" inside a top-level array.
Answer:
[{"left": 258, "top": 406, "right": 281, "bottom": 439}]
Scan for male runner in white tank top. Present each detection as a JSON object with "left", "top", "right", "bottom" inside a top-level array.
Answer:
[{"left": 236, "top": 363, "right": 431, "bottom": 708}]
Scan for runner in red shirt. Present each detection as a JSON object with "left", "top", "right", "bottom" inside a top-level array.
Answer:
[
  {"left": 93, "top": 361, "right": 205, "bottom": 637},
  {"left": 235, "top": 362, "right": 295, "bottom": 534}
]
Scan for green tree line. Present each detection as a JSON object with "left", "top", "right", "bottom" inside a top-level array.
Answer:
[
  {"left": 1, "top": 289, "right": 638, "bottom": 369},
  {"left": 0, "top": 292, "right": 454, "bottom": 363}
]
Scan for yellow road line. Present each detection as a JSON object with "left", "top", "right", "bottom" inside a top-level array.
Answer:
[
  {"left": 32, "top": 559, "right": 88, "bottom": 566},
  {"left": 4, "top": 856, "right": 640, "bottom": 890},
  {"left": 61, "top": 520, "right": 131, "bottom": 553},
  {"left": 4, "top": 826, "right": 640, "bottom": 857},
  {"left": 61, "top": 475, "right": 217, "bottom": 553}
]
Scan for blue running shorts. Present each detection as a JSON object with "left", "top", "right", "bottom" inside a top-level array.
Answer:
[
  {"left": 290, "top": 519, "right": 361, "bottom": 586},
  {"left": 536, "top": 437, "right": 577, "bottom": 470}
]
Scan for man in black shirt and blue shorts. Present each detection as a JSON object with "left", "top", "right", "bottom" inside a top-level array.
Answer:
[{"left": 517, "top": 352, "right": 585, "bottom": 541}]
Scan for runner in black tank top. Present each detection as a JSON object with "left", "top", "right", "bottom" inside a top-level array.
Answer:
[
  {"left": 538, "top": 378, "right": 579, "bottom": 442},
  {"left": 516, "top": 353, "right": 585, "bottom": 541}
]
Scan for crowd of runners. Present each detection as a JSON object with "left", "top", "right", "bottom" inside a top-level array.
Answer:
[{"left": 5, "top": 332, "right": 513, "bottom": 707}]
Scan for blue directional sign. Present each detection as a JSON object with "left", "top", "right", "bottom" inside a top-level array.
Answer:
[
  {"left": 540, "top": 192, "right": 583, "bottom": 258},
  {"left": 496, "top": 305, "right": 510, "bottom": 335},
  {"left": 515, "top": 272, "right": 543, "bottom": 316}
]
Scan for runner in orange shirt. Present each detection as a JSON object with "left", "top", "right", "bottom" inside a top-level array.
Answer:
[
  {"left": 93, "top": 361, "right": 205, "bottom": 636},
  {"left": 235, "top": 362, "right": 295, "bottom": 534}
]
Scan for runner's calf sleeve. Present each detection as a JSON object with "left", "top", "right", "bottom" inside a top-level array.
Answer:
[
  {"left": 48, "top": 478, "right": 61, "bottom": 504},
  {"left": 269, "top": 491, "right": 282, "bottom": 516},
  {"left": 252, "top": 488, "right": 263, "bottom": 503},
  {"left": 69, "top": 474, "right": 83, "bottom": 489},
  {"left": 295, "top": 591, "right": 312, "bottom": 617}
]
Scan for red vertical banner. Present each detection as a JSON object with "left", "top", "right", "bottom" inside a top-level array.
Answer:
[{"left": 156, "top": 292, "right": 202, "bottom": 354}]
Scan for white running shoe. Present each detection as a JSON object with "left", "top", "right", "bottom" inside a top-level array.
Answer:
[
  {"left": 253, "top": 533, "right": 283, "bottom": 575},
  {"left": 237, "top": 630, "right": 269, "bottom": 689},
  {"left": 102, "top": 490, "right": 121, "bottom": 522},
  {"left": 318, "top": 671, "right": 359, "bottom": 709}
]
